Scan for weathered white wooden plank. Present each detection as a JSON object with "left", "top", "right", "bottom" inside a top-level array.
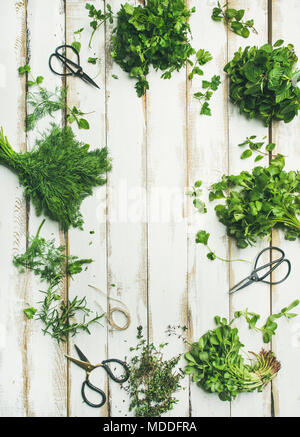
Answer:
[
  {"left": 25, "top": 0, "right": 67, "bottom": 416},
  {"left": 272, "top": 0, "right": 300, "bottom": 418},
  {"left": 145, "top": 3, "right": 192, "bottom": 418},
  {"left": 0, "top": 0, "right": 27, "bottom": 417},
  {"left": 105, "top": 0, "right": 148, "bottom": 417},
  {"left": 65, "top": 0, "right": 109, "bottom": 417},
  {"left": 187, "top": 0, "right": 230, "bottom": 417},
  {"left": 227, "top": 0, "right": 271, "bottom": 417}
]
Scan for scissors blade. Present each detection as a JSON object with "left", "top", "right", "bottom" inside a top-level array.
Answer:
[
  {"left": 65, "top": 355, "right": 92, "bottom": 372},
  {"left": 80, "top": 71, "right": 100, "bottom": 89},
  {"left": 74, "top": 344, "right": 90, "bottom": 363},
  {"left": 229, "top": 276, "right": 254, "bottom": 294}
]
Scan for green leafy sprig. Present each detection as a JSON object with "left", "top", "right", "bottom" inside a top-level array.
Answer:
[
  {"left": 188, "top": 49, "right": 213, "bottom": 80},
  {"left": 234, "top": 300, "right": 300, "bottom": 343},
  {"left": 194, "top": 75, "right": 221, "bottom": 115},
  {"left": 195, "top": 230, "right": 250, "bottom": 263},
  {"left": 123, "top": 326, "right": 184, "bottom": 417},
  {"left": 212, "top": 2, "right": 257, "bottom": 38},
  {"left": 18, "top": 65, "right": 91, "bottom": 131},
  {"left": 238, "top": 135, "right": 277, "bottom": 161},
  {"left": 71, "top": 27, "right": 84, "bottom": 53},
  {"left": 86, "top": 2, "right": 113, "bottom": 48},
  {"left": 224, "top": 40, "right": 300, "bottom": 125},
  {"left": 187, "top": 180, "right": 207, "bottom": 214}
]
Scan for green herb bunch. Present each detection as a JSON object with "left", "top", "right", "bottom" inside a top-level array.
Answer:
[
  {"left": 0, "top": 124, "right": 111, "bottom": 230},
  {"left": 212, "top": 2, "right": 257, "bottom": 38},
  {"left": 224, "top": 40, "right": 300, "bottom": 125},
  {"left": 185, "top": 316, "right": 280, "bottom": 401},
  {"left": 123, "top": 326, "right": 184, "bottom": 417},
  {"left": 209, "top": 155, "right": 300, "bottom": 248},
  {"left": 111, "top": 0, "right": 196, "bottom": 96},
  {"left": 19, "top": 65, "right": 91, "bottom": 131},
  {"left": 14, "top": 220, "right": 103, "bottom": 343}
]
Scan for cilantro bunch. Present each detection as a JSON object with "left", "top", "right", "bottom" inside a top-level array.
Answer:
[
  {"left": 209, "top": 155, "right": 300, "bottom": 248},
  {"left": 224, "top": 40, "right": 300, "bottom": 125},
  {"left": 0, "top": 124, "right": 111, "bottom": 230},
  {"left": 111, "top": 0, "right": 196, "bottom": 96},
  {"left": 185, "top": 316, "right": 281, "bottom": 402}
]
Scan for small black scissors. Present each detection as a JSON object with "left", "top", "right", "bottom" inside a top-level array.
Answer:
[
  {"left": 66, "top": 345, "right": 130, "bottom": 408},
  {"left": 229, "top": 247, "right": 291, "bottom": 294},
  {"left": 49, "top": 44, "right": 100, "bottom": 89}
]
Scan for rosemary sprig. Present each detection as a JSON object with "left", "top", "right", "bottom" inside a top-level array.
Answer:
[{"left": 14, "top": 220, "right": 103, "bottom": 343}]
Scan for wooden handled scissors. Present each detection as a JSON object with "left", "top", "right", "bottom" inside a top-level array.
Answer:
[
  {"left": 229, "top": 246, "right": 291, "bottom": 294},
  {"left": 66, "top": 344, "right": 130, "bottom": 408},
  {"left": 49, "top": 44, "right": 100, "bottom": 89}
]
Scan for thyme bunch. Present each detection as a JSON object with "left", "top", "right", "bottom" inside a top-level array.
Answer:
[{"left": 123, "top": 327, "right": 184, "bottom": 417}]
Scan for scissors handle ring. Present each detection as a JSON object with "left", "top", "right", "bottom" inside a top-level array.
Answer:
[
  {"left": 102, "top": 359, "right": 130, "bottom": 383},
  {"left": 253, "top": 246, "right": 285, "bottom": 270},
  {"left": 49, "top": 44, "right": 81, "bottom": 77},
  {"left": 81, "top": 380, "right": 106, "bottom": 408},
  {"left": 260, "top": 258, "right": 291, "bottom": 285}
]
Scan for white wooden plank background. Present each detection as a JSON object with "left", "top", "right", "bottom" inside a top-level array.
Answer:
[{"left": 0, "top": 0, "right": 299, "bottom": 417}]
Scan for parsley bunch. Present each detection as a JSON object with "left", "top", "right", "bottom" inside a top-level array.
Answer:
[
  {"left": 111, "top": 0, "right": 196, "bottom": 96},
  {"left": 185, "top": 316, "right": 281, "bottom": 402},
  {"left": 0, "top": 124, "right": 111, "bottom": 230},
  {"left": 209, "top": 155, "right": 300, "bottom": 248},
  {"left": 224, "top": 40, "right": 300, "bottom": 125},
  {"left": 123, "top": 326, "right": 184, "bottom": 417}
]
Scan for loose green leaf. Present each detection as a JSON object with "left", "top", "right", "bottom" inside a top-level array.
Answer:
[
  {"left": 88, "top": 57, "right": 98, "bottom": 64},
  {"left": 24, "top": 307, "right": 37, "bottom": 319}
]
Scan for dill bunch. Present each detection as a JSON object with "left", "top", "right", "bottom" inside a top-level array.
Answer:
[{"left": 0, "top": 124, "right": 112, "bottom": 230}]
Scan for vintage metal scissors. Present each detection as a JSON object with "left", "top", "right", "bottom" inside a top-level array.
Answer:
[
  {"left": 229, "top": 246, "right": 291, "bottom": 294},
  {"left": 49, "top": 44, "right": 100, "bottom": 88},
  {"left": 66, "top": 344, "right": 130, "bottom": 408}
]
